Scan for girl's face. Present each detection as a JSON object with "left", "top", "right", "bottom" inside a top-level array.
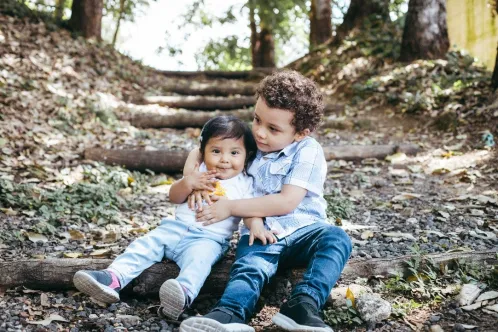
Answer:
[{"left": 203, "top": 136, "right": 247, "bottom": 180}]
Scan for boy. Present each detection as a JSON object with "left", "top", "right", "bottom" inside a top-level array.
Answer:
[{"left": 180, "top": 71, "right": 352, "bottom": 332}]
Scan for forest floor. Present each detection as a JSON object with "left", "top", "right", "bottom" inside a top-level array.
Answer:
[{"left": 1, "top": 12, "right": 498, "bottom": 332}]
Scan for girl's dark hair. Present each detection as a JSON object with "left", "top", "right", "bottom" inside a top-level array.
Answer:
[{"left": 199, "top": 116, "right": 257, "bottom": 169}]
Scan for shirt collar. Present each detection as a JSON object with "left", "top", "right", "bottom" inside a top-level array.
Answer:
[{"left": 257, "top": 137, "right": 309, "bottom": 159}]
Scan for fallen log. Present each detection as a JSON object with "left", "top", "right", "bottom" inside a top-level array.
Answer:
[
  {"left": 127, "top": 109, "right": 253, "bottom": 129},
  {"left": 161, "top": 82, "right": 256, "bottom": 96},
  {"left": 159, "top": 68, "right": 274, "bottom": 79},
  {"left": 84, "top": 148, "right": 189, "bottom": 173},
  {"left": 141, "top": 96, "right": 255, "bottom": 111},
  {"left": 323, "top": 144, "right": 420, "bottom": 161},
  {"left": 0, "top": 250, "right": 495, "bottom": 297},
  {"left": 85, "top": 144, "right": 420, "bottom": 173}
]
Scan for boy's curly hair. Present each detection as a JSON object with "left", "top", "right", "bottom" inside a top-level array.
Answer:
[{"left": 255, "top": 70, "right": 324, "bottom": 133}]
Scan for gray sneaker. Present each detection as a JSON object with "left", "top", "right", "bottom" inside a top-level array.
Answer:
[
  {"left": 180, "top": 308, "right": 254, "bottom": 332},
  {"left": 73, "top": 270, "right": 121, "bottom": 303},
  {"left": 158, "top": 279, "right": 187, "bottom": 320}
]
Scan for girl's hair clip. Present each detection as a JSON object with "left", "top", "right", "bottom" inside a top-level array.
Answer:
[{"left": 199, "top": 135, "right": 203, "bottom": 142}]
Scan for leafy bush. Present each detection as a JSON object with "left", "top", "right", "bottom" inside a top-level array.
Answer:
[{"left": 0, "top": 166, "right": 147, "bottom": 227}]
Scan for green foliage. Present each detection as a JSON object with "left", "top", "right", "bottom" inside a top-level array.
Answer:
[
  {"left": 195, "top": 36, "right": 252, "bottom": 71},
  {"left": 104, "top": 0, "right": 156, "bottom": 24},
  {"left": 0, "top": 166, "right": 147, "bottom": 228},
  {"left": 0, "top": 0, "right": 58, "bottom": 28},
  {"left": 323, "top": 299, "right": 363, "bottom": 326},
  {"left": 324, "top": 189, "right": 354, "bottom": 221},
  {"left": 353, "top": 50, "right": 490, "bottom": 115}
]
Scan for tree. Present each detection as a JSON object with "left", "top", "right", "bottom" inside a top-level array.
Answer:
[
  {"left": 54, "top": 0, "right": 66, "bottom": 21},
  {"left": 334, "top": 0, "right": 390, "bottom": 44},
  {"left": 112, "top": 0, "right": 126, "bottom": 47},
  {"left": 399, "top": 0, "right": 449, "bottom": 62},
  {"left": 171, "top": 0, "right": 308, "bottom": 70},
  {"left": 309, "top": 0, "right": 332, "bottom": 51},
  {"left": 68, "top": 0, "right": 104, "bottom": 40}
]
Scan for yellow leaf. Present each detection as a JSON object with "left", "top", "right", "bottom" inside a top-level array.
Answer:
[
  {"left": 345, "top": 287, "right": 355, "bottom": 307},
  {"left": 127, "top": 176, "right": 135, "bottom": 185},
  {"left": 63, "top": 252, "right": 82, "bottom": 258},
  {"left": 211, "top": 182, "right": 226, "bottom": 197},
  {"left": 432, "top": 168, "right": 450, "bottom": 175},
  {"left": 68, "top": 229, "right": 85, "bottom": 240},
  {"left": 89, "top": 249, "right": 111, "bottom": 257}
]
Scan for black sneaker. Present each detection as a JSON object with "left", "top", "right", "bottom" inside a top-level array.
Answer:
[
  {"left": 179, "top": 308, "right": 254, "bottom": 332},
  {"left": 272, "top": 295, "right": 334, "bottom": 332},
  {"left": 73, "top": 270, "right": 121, "bottom": 303}
]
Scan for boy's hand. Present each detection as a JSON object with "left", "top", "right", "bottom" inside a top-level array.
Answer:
[
  {"left": 248, "top": 221, "right": 278, "bottom": 246},
  {"left": 196, "top": 198, "right": 231, "bottom": 225}
]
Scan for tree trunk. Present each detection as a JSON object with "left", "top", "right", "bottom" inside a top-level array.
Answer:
[
  {"left": 84, "top": 148, "right": 189, "bottom": 173},
  {"left": 249, "top": 1, "right": 261, "bottom": 69},
  {"left": 68, "top": 0, "right": 103, "bottom": 40},
  {"left": 112, "top": 0, "right": 126, "bottom": 47},
  {"left": 124, "top": 108, "right": 254, "bottom": 129},
  {"left": 309, "top": 0, "right": 332, "bottom": 50},
  {"left": 334, "top": 0, "right": 389, "bottom": 44},
  {"left": 258, "top": 27, "right": 275, "bottom": 68},
  {"left": 54, "top": 0, "right": 66, "bottom": 21},
  {"left": 140, "top": 96, "right": 255, "bottom": 111},
  {"left": 84, "top": 144, "right": 420, "bottom": 173},
  {"left": 159, "top": 69, "right": 274, "bottom": 79},
  {"left": 1, "top": 250, "right": 495, "bottom": 296},
  {"left": 492, "top": 43, "right": 498, "bottom": 90},
  {"left": 399, "top": 0, "right": 450, "bottom": 62},
  {"left": 161, "top": 82, "right": 256, "bottom": 96},
  {"left": 322, "top": 144, "right": 420, "bottom": 161}
]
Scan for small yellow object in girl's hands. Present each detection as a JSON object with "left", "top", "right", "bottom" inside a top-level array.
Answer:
[{"left": 210, "top": 181, "right": 226, "bottom": 197}]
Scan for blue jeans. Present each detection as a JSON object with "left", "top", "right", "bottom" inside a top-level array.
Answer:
[
  {"left": 215, "top": 222, "right": 352, "bottom": 322},
  {"left": 108, "top": 219, "right": 229, "bottom": 301}
]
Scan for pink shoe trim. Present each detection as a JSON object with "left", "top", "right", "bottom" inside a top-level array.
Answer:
[{"left": 107, "top": 270, "right": 121, "bottom": 289}]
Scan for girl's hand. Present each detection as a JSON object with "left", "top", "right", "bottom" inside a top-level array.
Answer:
[
  {"left": 248, "top": 220, "right": 278, "bottom": 246},
  {"left": 185, "top": 165, "right": 219, "bottom": 192},
  {"left": 187, "top": 189, "right": 223, "bottom": 211}
]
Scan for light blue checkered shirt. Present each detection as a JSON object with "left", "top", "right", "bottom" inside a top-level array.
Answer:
[{"left": 240, "top": 136, "right": 328, "bottom": 239}]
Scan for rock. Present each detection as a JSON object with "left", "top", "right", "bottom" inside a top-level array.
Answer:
[
  {"left": 430, "top": 325, "right": 444, "bottom": 332},
  {"left": 355, "top": 294, "right": 391, "bottom": 323},
  {"left": 457, "top": 284, "right": 482, "bottom": 306},
  {"left": 474, "top": 291, "right": 498, "bottom": 303},
  {"left": 89, "top": 314, "right": 98, "bottom": 320},
  {"left": 116, "top": 314, "right": 140, "bottom": 326},
  {"left": 484, "top": 303, "right": 498, "bottom": 312},
  {"left": 460, "top": 301, "right": 487, "bottom": 311},
  {"left": 429, "top": 315, "right": 441, "bottom": 323},
  {"left": 328, "top": 284, "right": 372, "bottom": 307}
]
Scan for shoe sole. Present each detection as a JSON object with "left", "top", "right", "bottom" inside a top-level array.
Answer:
[
  {"left": 73, "top": 271, "right": 120, "bottom": 303},
  {"left": 180, "top": 317, "right": 255, "bottom": 332},
  {"left": 159, "top": 279, "right": 186, "bottom": 320},
  {"left": 272, "top": 313, "right": 334, "bottom": 332}
]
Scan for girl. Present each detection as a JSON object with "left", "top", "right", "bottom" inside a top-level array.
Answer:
[{"left": 73, "top": 116, "right": 276, "bottom": 320}]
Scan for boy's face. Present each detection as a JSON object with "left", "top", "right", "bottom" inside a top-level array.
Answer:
[{"left": 252, "top": 97, "right": 308, "bottom": 153}]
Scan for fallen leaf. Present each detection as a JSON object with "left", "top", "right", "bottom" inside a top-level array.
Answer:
[
  {"left": 89, "top": 249, "right": 111, "bottom": 257},
  {"left": 360, "top": 230, "right": 374, "bottom": 240},
  {"left": 63, "top": 252, "right": 82, "bottom": 258},
  {"left": 382, "top": 232, "right": 416, "bottom": 241},
  {"left": 26, "top": 232, "right": 48, "bottom": 243},
  {"left": 40, "top": 293, "right": 49, "bottom": 307},
  {"left": 392, "top": 193, "right": 423, "bottom": 202},
  {"left": 68, "top": 229, "right": 85, "bottom": 240},
  {"left": 27, "top": 314, "right": 68, "bottom": 326},
  {"left": 385, "top": 152, "right": 407, "bottom": 163},
  {"left": 345, "top": 287, "right": 355, "bottom": 308},
  {"left": 0, "top": 207, "right": 17, "bottom": 215}
]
